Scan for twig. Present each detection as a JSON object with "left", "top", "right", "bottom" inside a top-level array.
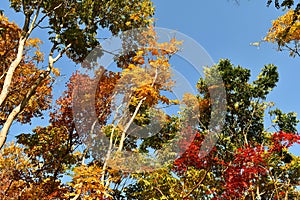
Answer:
[{"left": 182, "top": 168, "right": 210, "bottom": 199}]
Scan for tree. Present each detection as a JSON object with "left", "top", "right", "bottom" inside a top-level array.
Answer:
[
  {"left": 264, "top": 0, "right": 300, "bottom": 57},
  {"left": 265, "top": 8, "right": 300, "bottom": 57},
  {"left": 0, "top": 14, "right": 52, "bottom": 149},
  {"left": 1, "top": 0, "right": 300, "bottom": 199},
  {"left": 0, "top": 0, "right": 154, "bottom": 149},
  {"left": 1, "top": 26, "right": 182, "bottom": 199},
  {"left": 266, "top": 0, "right": 299, "bottom": 9},
  {"left": 124, "top": 60, "right": 300, "bottom": 199}
]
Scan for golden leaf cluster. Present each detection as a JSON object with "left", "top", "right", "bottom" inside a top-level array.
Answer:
[{"left": 265, "top": 10, "right": 300, "bottom": 46}]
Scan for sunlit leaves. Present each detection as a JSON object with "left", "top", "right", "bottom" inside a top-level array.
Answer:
[
  {"left": 67, "top": 164, "right": 112, "bottom": 199},
  {"left": 265, "top": 9, "right": 300, "bottom": 57},
  {"left": 1, "top": 0, "right": 300, "bottom": 198},
  {"left": 129, "top": 60, "right": 300, "bottom": 199}
]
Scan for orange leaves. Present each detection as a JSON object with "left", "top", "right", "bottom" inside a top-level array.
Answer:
[
  {"left": 0, "top": 15, "right": 51, "bottom": 125},
  {"left": 0, "top": 142, "right": 68, "bottom": 199},
  {"left": 0, "top": 15, "right": 21, "bottom": 57},
  {"left": 130, "top": 13, "right": 140, "bottom": 21},
  {"left": 151, "top": 48, "right": 159, "bottom": 56},
  {"left": 52, "top": 67, "right": 60, "bottom": 76},
  {"left": 134, "top": 84, "right": 159, "bottom": 105},
  {"left": 26, "top": 38, "right": 43, "bottom": 48}
]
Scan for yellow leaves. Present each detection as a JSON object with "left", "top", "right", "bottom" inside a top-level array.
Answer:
[
  {"left": 132, "top": 50, "right": 145, "bottom": 64},
  {"left": 26, "top": 38, "right": 43, "bottom": 48},
  {"left": 0, "top": 141, "right": 67, "bottom": 199},
  {"left": 149, "top": 59, "right": 170, "bottom": 68},
  {"left": 116, "top": 27, "right": 182, "bottom": 113},
  {"left": 34, "top": 50, "right": 44, "bottom": 63},
  {"left": 170, "top": 37, "right": 183, "bottom": 46},
  {"left": 52, "top": 67, "right": 61, "bottom": 76},
  {"left": 125, "top": 21, "right": 131, "bottom": 26},
  {"left": 163, "top": 60, "right": 171, "bottom": 67},
  {"left": 130, "top": 14, "right": 140, "bottom": 21},
  {"left": 135, "top": 50, "right": 144, "bottom": 57},
  {"left": 128, "top": 63, "right": 136, "bottom": 69},
  {"left": 0, "top": 15, "right": 20, "bottom": 35},
  {"left": 159, "top": 95, "right": 179, "bottom": 105},
  {"left": 0, "top": 143, "right": 32, "bottom": 179},
  {"left": 265, "top": 9, "right": 300, "bottom": 46},
  {"left": 26, "top": 38, "right": 44, "bottom": 63},
  {"left": 136, "top": 85, "right": 158, "bottom": 101},
  {"left": 67, "top": 164, "right": 113, "bottom": 199},
  {"left": 0, "top": 15, "right": 7, "bottom": 22},
  {"left": 0, "top": 14, "right": 21, "bottom": 59}
]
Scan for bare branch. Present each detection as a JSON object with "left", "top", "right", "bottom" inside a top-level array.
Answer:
[{"left": 284, "top": 43, "right": 300, "bottom": 57}]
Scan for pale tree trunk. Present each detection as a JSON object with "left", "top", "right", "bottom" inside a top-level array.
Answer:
[
  {"left": 0, "top": 71, "right": 48, "bottom": 149},
  {"left": 0, "top": 3, "right": 42, "bottom": 106},
  {"left": 0, "top": 41, "right": 71, "bottom": 149},
  {"left": 0, "top": 6, "right": 40, "bottom": 148},
  {"left": 118, "top": 67, "right": 159, "bottom": 152},
  {"left": 0, "top": 37, "right": 26, "bottom": 107}
]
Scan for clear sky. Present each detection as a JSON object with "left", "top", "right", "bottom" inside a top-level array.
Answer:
[
  {"left": 2, "top": 0, "right": 299, "bottom": 154},
  {"left": 151, "top": 0, "right": 300, "bottom": 154}
]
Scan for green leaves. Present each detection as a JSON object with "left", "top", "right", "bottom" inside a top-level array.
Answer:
[
  {"left": 270, "top": 109, "right": 299, "bottom": 133},
  {"left": 9, "top": 0, "right": 155, "bottom": 63},
  {"left": 253, "top": 64, "right": 279, "bottom": 98}
]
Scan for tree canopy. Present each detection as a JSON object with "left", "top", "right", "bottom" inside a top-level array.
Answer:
[{"left": 0, "top": 0, "right": 300, "bottom": 199}]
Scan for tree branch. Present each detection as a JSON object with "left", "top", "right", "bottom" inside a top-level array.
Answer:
[
  {"left": 0, "top": 2, "right": 41, "bottom": 107},
  {"left": 182, "top": 168, "right": 210, "bottom": 199},
  {"left": 0, "top": 71, "right": 50, "bottom": 149},
  {"left": 118, "top": 67, "right": 159, "bottom": 151},
  {"left": 155, "top": 187, "right": 168, "bottom": 199}
]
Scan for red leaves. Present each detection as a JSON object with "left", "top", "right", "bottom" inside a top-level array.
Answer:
[
  {"left": 173, "top": 127, "right": 215, "bottom": 173},
  {"left": 173, "top": 129, "right": 300, "bottom": 199},
  {"left": 269, "top": 131, "right": 300, "bottom": 152},
  {"left": 220, "top": 145, "right": 267, "bottom": 199}
]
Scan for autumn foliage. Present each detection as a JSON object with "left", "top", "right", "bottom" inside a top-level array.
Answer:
[{"left": 1, "top": 0, "right": 300, "bottom": 200}]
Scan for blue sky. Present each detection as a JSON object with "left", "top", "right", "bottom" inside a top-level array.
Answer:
[
  {"left": 152, "top": 0, "right": 300, "bottom": 154},
  {"left": 2, "top": 1, "right": 299, "bottom": 154}
]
